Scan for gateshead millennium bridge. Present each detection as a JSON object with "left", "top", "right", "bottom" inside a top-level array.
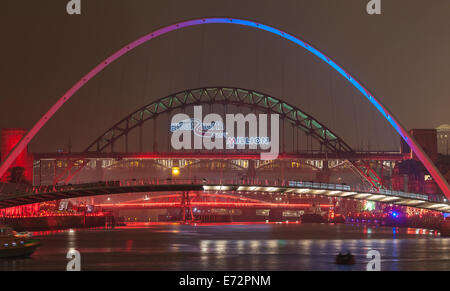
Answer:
[{"left": 1, "top": 19, "right": 449, "bottom": 221}]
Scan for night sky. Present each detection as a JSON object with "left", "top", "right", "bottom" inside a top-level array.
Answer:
[{"left": 0, "top": 0, "right": 449, "bottom": 153}]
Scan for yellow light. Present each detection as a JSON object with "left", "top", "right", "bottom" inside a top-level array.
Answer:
[{"left": 172, "top": 167, "right": 180, "bottom": 176}]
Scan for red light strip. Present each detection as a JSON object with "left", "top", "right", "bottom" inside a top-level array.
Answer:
[{"left": 95, "top": 202, "right": 334, "bottom": 209}]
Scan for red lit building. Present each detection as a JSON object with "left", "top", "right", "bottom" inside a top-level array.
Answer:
[
  {"left": 0, "top": 128, "right": 33, "bottom": 182},
  {"left": 401, "top": 129, "right": 438, "bottom": 162},
  {"left": 395, "top": 129, "right": 440, "bottom": 195}
]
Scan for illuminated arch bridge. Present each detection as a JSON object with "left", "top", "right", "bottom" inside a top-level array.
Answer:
[
  {"left": 0, "top": 18, "right": 448, "bottom": 198},
  {"left": 0, "top": 179, "right": 449, "bottom": 213},
  {"left": 49, "top": 86, "right": 386, "bottom": 190}
]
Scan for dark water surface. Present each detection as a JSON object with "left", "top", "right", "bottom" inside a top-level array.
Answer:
[{"left": 1, "top": 222, "right": 450, "bottom": 271}]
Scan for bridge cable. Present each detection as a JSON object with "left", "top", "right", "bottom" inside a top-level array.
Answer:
[
  {"left": 197, "top": 26, "right": 206, "bottom": 88},
  {"left": 370, "top": 95, "right": 381, "bottom": 151},
  {"left": 349, "top": 85, "right": 361, "bottom": 151},
  {"left": 139, "top": 36, "right": 155, "bottom": 153},
  {"left": 296, "top": 41, "right": 306, "bottom": 154},
  {"left": 281, "top": 37, "right": 287, "bottom": 155},
  {"left": 303, "top": 50, "right": 313, "bottom": 152},
  {"left": 328, "top": 68, "right": 337, "bottom": 164},
  {"left": 224, "top": 26, "right": 232, "bottom": 86},
  {"left": 112, "top": 7, "right": 134, "bottom": 154},
  {"left": 328, "top": 67, "right": 337, "bottom": 135},
  {"left": 168, "top": 28, "right": 180, "bottom": 97},
  {"left": 255, "top": 28, "right": 261, "bottom": 93}
]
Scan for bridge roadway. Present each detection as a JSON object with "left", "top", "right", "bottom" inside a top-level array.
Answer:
[{"left": 0, "top": 179, "right": 449, "bottom": 213}]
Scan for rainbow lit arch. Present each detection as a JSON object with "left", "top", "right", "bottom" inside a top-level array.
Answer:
[{"left": 1, "top": 18, "right": 449, "bottom": 197}]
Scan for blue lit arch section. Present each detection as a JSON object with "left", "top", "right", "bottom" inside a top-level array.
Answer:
[{"left": 0, "top": 18, "right": 448, "bottom": 197}]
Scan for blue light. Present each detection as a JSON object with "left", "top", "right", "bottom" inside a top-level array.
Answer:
[{"left": 391, "top": 211, "right": 399, "bottom": 218}]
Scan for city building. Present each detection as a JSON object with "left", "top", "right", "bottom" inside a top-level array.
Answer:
[
  {"left": 437, "top": 124, "right": 450, "bottom": 156},
  {"left": 0, "top": 128, "right": 33, "bottom": 183}
]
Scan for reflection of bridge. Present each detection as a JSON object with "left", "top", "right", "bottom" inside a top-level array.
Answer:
[
  {"left": 94, "top": 193, "right": 333, "bottom": 210},
  {"left": 1, "top": 179, "right": 449, "bottom": 213}
]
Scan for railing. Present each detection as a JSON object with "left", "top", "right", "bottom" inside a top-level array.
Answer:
[
  {"left": 287, "top": 180, "right": 429, "bottom": 201},
  {"left": 377, "top": 188, "right": 429, "bottom": 201}
]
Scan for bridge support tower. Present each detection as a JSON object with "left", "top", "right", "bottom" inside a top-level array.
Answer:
[{"left": 180, "top": 192, "right": 195, "bottom": 223}]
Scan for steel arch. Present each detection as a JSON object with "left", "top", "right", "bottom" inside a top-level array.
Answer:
[
  {"left": 75, "top": 87, "right": 384, "bottom": 190},
  {"left": 86, "top": 87, "right": 352, "bottom": 154},
  {"left": 1, "top": 18, "right": 448, "bottom": 197}
]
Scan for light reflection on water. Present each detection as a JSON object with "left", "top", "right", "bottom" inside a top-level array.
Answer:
[{"left": 1, "top": 223, "right": 450, "bottom": 271}]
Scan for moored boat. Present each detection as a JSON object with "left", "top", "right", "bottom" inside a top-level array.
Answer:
[
  {"left": 301, "top": 203, "right": 327, "bottom": 223},
  {"left": 0, "top": 225, "right": 40, "bottom": 259}
]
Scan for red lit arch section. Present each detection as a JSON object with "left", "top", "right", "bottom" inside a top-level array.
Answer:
[{"left": 1, "top": 18, "right": 448, "bottom": 197}]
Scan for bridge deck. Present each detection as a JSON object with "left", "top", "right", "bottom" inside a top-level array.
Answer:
[{"left": 0, "top": 179, "right": 449, "bottom": 213}]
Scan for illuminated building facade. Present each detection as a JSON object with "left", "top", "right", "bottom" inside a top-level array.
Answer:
[
  {"left": 0, "top": 128, "right": 33, "bottom": 182},
  {"left": 437, "top": 124, "right": 450, "bottom": 156}
]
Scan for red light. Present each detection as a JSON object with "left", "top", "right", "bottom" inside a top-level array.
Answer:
[{"left": 1, "top": 128, "right": 32, "bottom": 182}]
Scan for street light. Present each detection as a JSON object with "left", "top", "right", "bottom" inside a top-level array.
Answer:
[{"left": 172, "top": 167, "right": 180, "bottom": 176}]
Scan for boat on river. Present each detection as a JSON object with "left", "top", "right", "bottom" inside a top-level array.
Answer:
[{"left": 0, "top": 225, "right": 40, "bottom": 259}]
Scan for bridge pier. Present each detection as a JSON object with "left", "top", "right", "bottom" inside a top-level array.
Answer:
[{"left": 180, "top": 192, "right": 194, "bottom": 223}]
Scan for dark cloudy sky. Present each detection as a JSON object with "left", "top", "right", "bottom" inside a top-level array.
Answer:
[{"left": 0, "top": 0, "right": 449, "bottom": 153}]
